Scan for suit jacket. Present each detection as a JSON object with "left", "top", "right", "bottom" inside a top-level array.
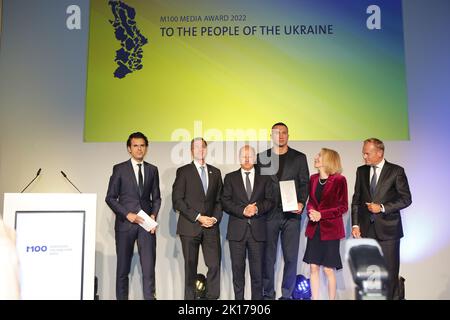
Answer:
[
  {"left": 256, "top": 147, "right": 309, "bottom": 219},
  {"left": 305, "top": 173, "right": 348, "bottom": 240},
  {"left": 351, "top": 160, "right": 412, "bottom": 240},
  {"left": 172, "top": 162, "right": 223, "bottom": 237},
  {"left": 105, "top": 159, "right": 161, "bottom": 232},
  {"left": 222, "top": 169, "right": 274, "bottom": 242}
]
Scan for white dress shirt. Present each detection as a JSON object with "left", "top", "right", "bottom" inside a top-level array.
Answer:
[
  {"left": 241, "top": 167, "right": 258, "bottom": 214},
  {"left": 192, "top": 161, "right": 216, "bottom": 223},
  {"left": 371, "top": 159, "right": 386, "bottom": 212},
  {"left": 193, "top": 160, "right": 209, "bottom": 189},
  {"left": 241, "top": 167, "right": 255, "bottom": 190},
  {"left": 131, "top": 158, "right": 145, "bottom": 185},
  {"left": 370, "top": 158, "right": 385, "bottom": 186}
]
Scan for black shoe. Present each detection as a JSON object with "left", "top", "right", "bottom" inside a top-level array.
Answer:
[{"left": 278, "top": 296, "right": 292, "bottom": 300}]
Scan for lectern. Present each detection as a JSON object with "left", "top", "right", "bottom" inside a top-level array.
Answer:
[{"left": 3, "top": 193, "right": 96, "bottom": 300}]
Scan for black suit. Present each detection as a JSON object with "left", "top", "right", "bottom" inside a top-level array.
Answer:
[
  {"left": 222, "top": 169, "right": 274, "bottom": 300},
  {"left": 105, "top": 159, "right": 161, "bottom": 300},
  {"left": 257, "top": 147, "right": 309, "bottom": 299},
  {"left": 172, "top": 162, "right": 223, "bottom": 299},
  {"left": 351, "top": 160, "right": 412, "bottom": 299}
]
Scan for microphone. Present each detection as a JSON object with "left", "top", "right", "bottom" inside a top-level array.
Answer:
[
  {"left": 61, "top": 170, "right": 82, "bottom": 193},
  {"left": 20, "top": 168, "right": 42, "bottom": 193}
]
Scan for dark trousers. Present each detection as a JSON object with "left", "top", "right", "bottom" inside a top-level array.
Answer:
[
  {"left": 115, "top": 224, "right": 156, "bottom": 300},
  {"left": 263, "top": 210, "right": 301, "bottom": 299},
  {"left": 229, "top": 225, "right": 264, "bottom": 300},
  {"left": 366, "top": 224, "right": 401, "bottom": 300},
  {"left": 180, "top": 229, "right": 221, "bottom": 300}
]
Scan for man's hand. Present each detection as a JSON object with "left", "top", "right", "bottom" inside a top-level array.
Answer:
[
  {"left": 126, "top": 212, "right": 144, "bottom": 224},
  {"left": 244, "top": 202, "right": 257, "bottom": 217},
  {"left": 198, "top": 215, "right": 215, "bottom": 228},
  {"left": 291, "top": 202, "right": 304, "bottom": 214},
  {"left": 150, "top": 214, "right": 157, "bottom": 234},
  {"left": 352, "top": 226, "right": 361, "bottom": 239},
  {"left": 365, "top": 202, "right": 381, "bottom": 214}
]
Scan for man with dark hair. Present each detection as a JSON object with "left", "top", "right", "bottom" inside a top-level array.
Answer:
[
  {"left": 106, "top": 131, "right": 161, "bottom": 300},
  {"left": 172, "top": 137, "right": 223, "bottom": 300},
  {"left": 351, "top": 138, "right": 412, "bottom": 300},
  {"left": 126, "top": 131, "right": 148, "bottom": 148},
  {"left": 257, "top": 123, "right": 310, "bottom": 300}
]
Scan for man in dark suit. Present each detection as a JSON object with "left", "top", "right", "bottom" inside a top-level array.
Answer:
[
  {"left": 105, "top": 132, "right": 161, "bottom": 300},
  {"left": 222, "top": 145, "right": 274, "bottom": 300},
  {"left": 351, "top": 138, "right": 412, "bottom": 300},
  {"left": 257, "top": 122, "right": 310, "bottom": 300},
  {"left": 172, "top": 137, "right": 223, "bottom": 300}
]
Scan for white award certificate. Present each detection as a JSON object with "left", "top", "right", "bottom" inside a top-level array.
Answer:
[
  {"left": 279, "top": 180, "right": 298, "bottom": 212},
  {"left": 137, "top": 210, "right": 158, "bottom": 232}
]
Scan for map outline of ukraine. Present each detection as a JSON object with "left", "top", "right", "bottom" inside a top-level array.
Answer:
[{"left": 108, "top": 0, "right": 148, "bottom": 79}]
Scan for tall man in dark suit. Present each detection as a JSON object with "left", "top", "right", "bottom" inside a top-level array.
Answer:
[
  {"left": 172, "top": 137, "right": 223, "bottom": 300},
  {"left": 105, "top": 132, "right": 161, "bottom": 300},
  {"left": 257, "top": 122, "right": 310, "bottom": 300},
  {"left": 351, "top": 138, "right": 412, "bottom": 300},
  {"left": 222, "top": 145, "right": 274, "bottom": 300}
]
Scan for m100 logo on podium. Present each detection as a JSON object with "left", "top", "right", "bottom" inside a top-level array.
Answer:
[{"left": 26, "top": 245, "right": 48, "bottom": 253}]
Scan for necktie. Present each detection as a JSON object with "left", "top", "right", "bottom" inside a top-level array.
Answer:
[
  {"left": 369, "top": 166, "right": 377, "bottom": 223},
  {"left": 370, "top": 166, "right": 377, "bottom": 196},
  {"left": 200, "top": 166, "right": 207, "bottom": 194},
  {"left": 245, "top": 172, "right": 252, "bottom": 200},
  {"left": 137, "top": 163, "right": 144, "bottom": 196}
]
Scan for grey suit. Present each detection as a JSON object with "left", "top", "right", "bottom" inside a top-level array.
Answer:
[
  {"left": 172, "top": 162, "right": 223, "bottom": 299},
  {"left": 106, "top": 159, "right": 161, "bottom": 300},
  {"left": 222, "top": 169, "right": 274, "bottom": 300},
  {"left": 257, "top": 147, "right": 309, "bottom": 299},
  {"left": 352, "top": 160, "right": 412, "bottom": 299}
]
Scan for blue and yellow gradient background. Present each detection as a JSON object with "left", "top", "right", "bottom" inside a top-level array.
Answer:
[{"left": 85, "top": 0, "right": 408, "bottom": 141}]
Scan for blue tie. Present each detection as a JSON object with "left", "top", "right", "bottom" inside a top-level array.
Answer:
[{"left": 200, "top": 166, "right": 207, "bottom": 194}]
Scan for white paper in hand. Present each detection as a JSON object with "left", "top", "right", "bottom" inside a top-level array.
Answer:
[
  {"left": 137, "top": 210, "right": 158, "bottom": 232},
  {"left": 279, "top": 180, "right": 298, "bottom": 212}
]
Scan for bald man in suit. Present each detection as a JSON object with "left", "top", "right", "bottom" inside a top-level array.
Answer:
[{"left": 222, "top": 145, "right": 274, "bottom": 300}]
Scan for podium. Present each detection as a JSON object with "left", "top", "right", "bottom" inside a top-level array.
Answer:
[{"left": 3, "top": 193, "right": 97, "bottom": 300}]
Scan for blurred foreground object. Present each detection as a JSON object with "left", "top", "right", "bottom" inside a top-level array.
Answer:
[
  {"left": 0, "top": 218, "right": 20, "bottom": 299},
  {"left": 345, "top": 239, "right": 389, "bottom": 300}
]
